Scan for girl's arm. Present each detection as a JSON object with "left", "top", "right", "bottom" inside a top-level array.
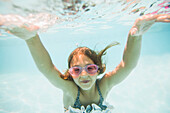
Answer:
[
  {"left": 25, "top": 34, "right": 74, "bottom": 91},
  {"left": 0, "top": 17, "right": 75, "bottom": 91},
  {"left": 101, "top": 14, "right": 170, "bottom": 90},
  {"left": 26, "top": 34, "right": 55, "bottom": 75}
]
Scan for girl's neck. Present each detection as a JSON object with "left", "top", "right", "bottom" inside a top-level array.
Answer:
[{"left": 80, "top": 81, "right": 97, "bottom": 98}]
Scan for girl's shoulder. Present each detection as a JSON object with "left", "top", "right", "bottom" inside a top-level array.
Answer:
[
  {"left": 63, "top": 82, "right": 78, "bottom": 108},
  {"left": 63, "top": 81, "right": 78, "bottom": 96},
  {"left": 97, "top": 77, "right": 110, "bottom": 98}
]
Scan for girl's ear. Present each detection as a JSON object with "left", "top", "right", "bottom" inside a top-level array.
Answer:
[
  {"left": 98, "top": 64, "right": 106, "bottom": 74},
  {"left": 102, "top": 64, "right": 106, "bottom": 73}
]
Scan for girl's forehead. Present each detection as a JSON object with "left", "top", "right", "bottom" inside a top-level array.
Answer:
[{"left": 70, "top": 54, "right": 94, "bottom": 66}]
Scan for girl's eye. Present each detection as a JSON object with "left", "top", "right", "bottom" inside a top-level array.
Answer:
[
  {"left": 87, "top": 66, "right": 95, "bottom": 71},
  {"left": 87, "top": 67, "right": 93, "bottom": 70},
  {"left": 74, "top": 68, "right": 80, "bottom": 72},
  {"left": 75, "top": 69, "right": 79, "bottom": 71}
]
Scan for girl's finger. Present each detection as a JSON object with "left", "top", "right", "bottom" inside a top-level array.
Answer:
[
  {"left": 22, "top": 24, "right": 39, "bottom": 31},
  {"left": 0, "top": 26, "right": 11, "bottom": 32},
  {"left": 155, "top": 14, "right": 170, "bottom": 22},
  {"left": 156, "top": 19, "right": 170, "bottom": 22}
]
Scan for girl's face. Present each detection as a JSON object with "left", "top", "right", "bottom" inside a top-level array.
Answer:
[{"left": 70, "top": 54, "right": 98, "bottom": 90}]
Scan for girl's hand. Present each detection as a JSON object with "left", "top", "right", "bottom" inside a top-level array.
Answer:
[
  {"left": 0, "top": 14, "right": 39, "bottom": 40},
  {"left": 6, "top": 25, "right": 39, "bottom": 40},
  {"left": 129, "top": 14, "right": 170, "bottom": 36}
]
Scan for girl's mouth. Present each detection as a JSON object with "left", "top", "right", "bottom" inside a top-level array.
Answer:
[{"left": 81, "top": 80, "right": 90, "bottom": 83}]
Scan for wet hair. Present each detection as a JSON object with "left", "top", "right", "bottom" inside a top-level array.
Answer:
[{"left": 60, "top": 42, "right": 120, "bottom": 81}]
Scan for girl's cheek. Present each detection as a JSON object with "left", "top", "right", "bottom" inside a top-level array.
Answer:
[{"left": 73, "top": 78, "right": 79, "bottom": 85}]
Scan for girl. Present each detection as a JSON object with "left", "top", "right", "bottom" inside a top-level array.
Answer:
[{"left": 0, "top": 14, "right": 170, "bottom": 112}]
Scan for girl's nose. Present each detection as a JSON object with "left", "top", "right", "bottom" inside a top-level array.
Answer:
[{"left": 80, "top": 69, "right": 88, "bottom": 76}]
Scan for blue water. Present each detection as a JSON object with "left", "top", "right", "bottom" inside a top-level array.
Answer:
[
  {"left": 0, "top": 21, "right": 170, "bottom": 113},
  {"left": 0, "top": 0, "right": 170, "bottom": 113}
]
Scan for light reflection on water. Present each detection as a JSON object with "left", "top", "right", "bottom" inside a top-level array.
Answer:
[{"left": 0, "top": 0, "right": 169, "bottom": 33}]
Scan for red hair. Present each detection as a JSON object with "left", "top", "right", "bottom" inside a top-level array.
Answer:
[{"left": 60, "top": 42, "right": 119, "bottom": 81}]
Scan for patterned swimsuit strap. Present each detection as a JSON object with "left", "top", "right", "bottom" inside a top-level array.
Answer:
[
  {"left": 96, "top": 80, "right": 107, "bottom": 110},
  {"left": 73, "top": 86, "right": 81, "bottom": 109},
  {"left": 96, "top": 80, "right": 104, "bottom": 105},
  {"left": 73, "top": 80, "right": 107, "bottom": 110}
]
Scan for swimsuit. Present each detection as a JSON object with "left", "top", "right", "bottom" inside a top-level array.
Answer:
[{"left": 65, "top": 80, "right": 107, "bottom": 112}]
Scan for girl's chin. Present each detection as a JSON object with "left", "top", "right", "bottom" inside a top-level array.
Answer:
[
  {"left": 79, "top": 81, "right": 93, "bottom": 90},
  {"left": 81, "top": 86, "right": 92, "bottom": 90}
]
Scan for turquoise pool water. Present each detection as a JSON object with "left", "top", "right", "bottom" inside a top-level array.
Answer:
[{"left": 0, "top": 0, "right": 170, "bottom": 113}]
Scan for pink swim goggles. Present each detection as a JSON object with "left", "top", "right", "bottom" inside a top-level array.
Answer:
[{"left": 69, "top": 64, "right": 99, "bottom": 78}]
